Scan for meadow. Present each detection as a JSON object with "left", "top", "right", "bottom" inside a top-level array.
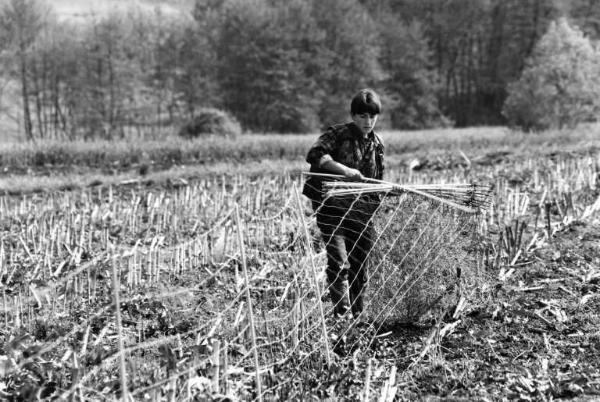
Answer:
[
  {"left": 0, "top": 126, "right": 600, "bottom": 400},
  {"left": 1, "top": 125, "right": 599, "bottom": 195}
]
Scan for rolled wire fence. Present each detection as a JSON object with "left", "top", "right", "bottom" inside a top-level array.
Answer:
[{"left": 0, "top": 177, "right": 489, "bottom": 401}]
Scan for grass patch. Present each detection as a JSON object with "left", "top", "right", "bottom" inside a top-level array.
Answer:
[
  {"left": 2, "top": 125, "right": 600, "bottom": 174},
  {"left": 0, "top": 160, "right": 307, "bottom": 195}
]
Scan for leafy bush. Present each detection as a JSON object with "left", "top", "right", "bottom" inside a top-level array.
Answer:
[
  {"left": 178, "top": 108, "right": 242, "bottom": 138},
  {"left": 503, "top": 18, "right": 600, "bottom": 131}
]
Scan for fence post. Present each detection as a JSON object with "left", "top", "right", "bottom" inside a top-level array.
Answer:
[
  {"left": 363, "top": 358, "right": 372, "bottom": 402},
  {"left": 235, "top": 204, "right": 263, "bottom": 401},
  {"left": 223, "top": 340, "right": 229, "bottom": 395},
  {"left": 544, "top": 201, "right": 552, "bottom": 241},
  {"left": 111, "top": 253, "right": 129, "bottom": 401},
  {"left": 292, "top": 184, "right": 331, "bottom": 368},
  {"left": 211, "top": 339, "right": 221, "bottom": 394}
]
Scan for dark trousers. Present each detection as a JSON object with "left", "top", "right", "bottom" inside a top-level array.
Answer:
[{"left": 313, "top": 198, "right": 376, "bottom": 317}]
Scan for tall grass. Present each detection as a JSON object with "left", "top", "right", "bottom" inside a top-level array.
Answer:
[
  {"left": 0, "top": 135, "right": 309, "bottom": 170},
  {"left": 2, "top": 125, "right": 599, "bottom": 172}
]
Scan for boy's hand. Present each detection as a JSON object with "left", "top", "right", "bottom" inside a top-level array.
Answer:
[
  {"left": 320, "top": 159, "right": 364, "bottom": 181},
  {"left": 345, "top": 168, "right": 364, "bottom": 181}
]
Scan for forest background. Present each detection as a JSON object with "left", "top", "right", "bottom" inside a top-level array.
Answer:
[{"left": 1, "top": 0, "right": 600, "bottom": 142}]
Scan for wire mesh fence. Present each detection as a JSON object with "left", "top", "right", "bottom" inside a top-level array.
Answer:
[
  {"left": 0, "top": 173, "right": 496, "bottom": 400},
  {"left": 2, "top": 151, "right": 600, "bottom": 400}
]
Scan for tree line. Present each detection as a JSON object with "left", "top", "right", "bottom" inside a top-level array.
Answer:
[{"left": 1, "top": 0, "right": 600, "bottom": 140}]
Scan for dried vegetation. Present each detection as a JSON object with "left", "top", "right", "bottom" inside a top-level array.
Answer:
[{"left": 0, "top": 138, "right": 599, "bottom": 400}]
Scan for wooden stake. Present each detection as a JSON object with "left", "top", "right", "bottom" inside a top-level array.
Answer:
[
  {"left": 223, "top": 341, "right": 229, "bottom": 396},
  {"left": 291, "top": 290, "right": 299, "bottom": 349},
  {"left": 293, "top": 184, "right": 331, "bottom": 368},
  {"left": 364, "top": 358, "right": 372, "bottom": 402},
  {"left": 545, "top": 201, "right": 552, "bottom": 240},
  {"left": 111, "top": 254, "right": 129, "bottom": 401},
  {"left": 212, "top": 340, "right": 221, "bottom": 394},
  {"left": 2, "top": 290, "right": 7, "bottom": 328},
  {"left": 234, "top": 204, "right": 263, "bottom": 401}
]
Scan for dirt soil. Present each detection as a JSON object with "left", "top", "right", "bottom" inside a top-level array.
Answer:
[
  {"left": 414, "top": 224, "right": 598, "bottom": 400},
  {"left": 2, "top": 156, "right": 599, "bottom": 400},
  {"left": 366, "top": 220, "right": 600, "bottom": 401},
  {"left": 254, "top": 218, "right": 600, "bottom": 401}
]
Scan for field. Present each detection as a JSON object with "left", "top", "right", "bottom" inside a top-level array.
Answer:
[{"left": 1, "top": 126, "right": 600, "bottom": 400}]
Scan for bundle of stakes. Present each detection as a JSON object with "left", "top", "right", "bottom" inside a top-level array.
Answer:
[{"left": 303, "top": 172, "right": 493, "bottom": 213}]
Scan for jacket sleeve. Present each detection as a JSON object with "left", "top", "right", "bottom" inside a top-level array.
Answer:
[
  {"left": 306, "top": 128, "right": 337, "bottom": 167},
  {"left": 375, "top": 134, "right": 385, "bottom": 180}
]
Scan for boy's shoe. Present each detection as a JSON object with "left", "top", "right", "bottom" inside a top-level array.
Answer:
[
  {"left": 329, "top": 281, "right": 350, "bottom": 316},
  {"left": 349, "top": 292, "right": 364, "bottom": 318}
]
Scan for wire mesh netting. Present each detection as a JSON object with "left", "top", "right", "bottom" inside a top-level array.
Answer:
[
  {"left": 0, "top": 176, "right": 490, "bottom": 400},
  {"left": 366, "top": 192, "right": 483, "bottom": 324}
]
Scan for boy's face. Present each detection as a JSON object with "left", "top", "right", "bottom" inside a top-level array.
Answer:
[{"left": 352, "top": 113, "right": 379, "bottom": 136}]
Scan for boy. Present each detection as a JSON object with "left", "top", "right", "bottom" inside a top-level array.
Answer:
[{"left": 302, "top": 89, "right": 385, "bottom": 319}]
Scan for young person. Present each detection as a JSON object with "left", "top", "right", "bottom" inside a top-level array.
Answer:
[{"left": 302, "top": 89, "right": 385, "bottom": 319}]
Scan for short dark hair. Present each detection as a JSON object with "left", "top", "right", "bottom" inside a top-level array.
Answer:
[{"left": 350, "top": 88, "right": 381, "bottom": 115}]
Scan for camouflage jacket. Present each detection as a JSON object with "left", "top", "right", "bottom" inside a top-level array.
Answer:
[{"left": 302, "top": 122, "right": 384, "bottom": 203}]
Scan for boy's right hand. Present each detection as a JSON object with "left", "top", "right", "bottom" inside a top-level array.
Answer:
[
  {"left": 345, "top": 168, "right": 364, "bottom": 181},
  {"left": 320, "top": 159, "right": 364, "bottom": 181}
]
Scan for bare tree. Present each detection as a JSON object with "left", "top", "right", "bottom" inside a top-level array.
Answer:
[{"left": 0, "top": 0, "right": 46, "bottom": 141}]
